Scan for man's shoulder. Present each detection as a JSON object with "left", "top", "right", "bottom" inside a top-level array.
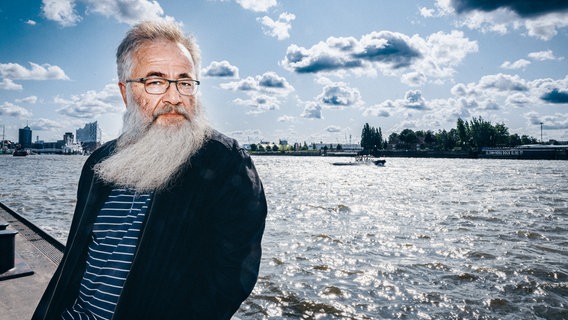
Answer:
[
  {"left": 85, "top": 140, "right": 117, "bottom": 164},
  {"left": 197, "top": 129, "right": 249, "bottom": 163},
  {"left": 203, "top": 129, "right": 243, "bottom": 154}
]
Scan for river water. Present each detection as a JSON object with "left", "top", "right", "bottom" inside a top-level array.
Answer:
[{"left": 1, "top": 154, "right": 567, "bottom": 319}]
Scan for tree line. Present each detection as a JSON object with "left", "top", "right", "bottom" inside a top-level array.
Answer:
[{"left": 361, "top": 116, "right": 540, "bottom": 152}]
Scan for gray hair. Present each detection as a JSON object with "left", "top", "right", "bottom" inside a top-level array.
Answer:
[{"left": 116, "top": 20, "right": 201, "bottom": 81}]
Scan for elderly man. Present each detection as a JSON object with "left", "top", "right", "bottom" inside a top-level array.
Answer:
[{"left": 33, "top": 20, "right": 267, "bottom": 320}]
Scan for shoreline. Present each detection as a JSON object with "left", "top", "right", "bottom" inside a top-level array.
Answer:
[{"left": 251, "top": 147, "right": 568, "bottom": 160}]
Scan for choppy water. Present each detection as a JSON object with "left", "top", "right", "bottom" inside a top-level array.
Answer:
[{"left": 1, "top": 154, "right": 567, "bottom": 319}]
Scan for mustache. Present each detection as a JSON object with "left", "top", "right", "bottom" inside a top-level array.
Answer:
[{"left": 152, "top": 104, "right": 191, "bottom": 121}]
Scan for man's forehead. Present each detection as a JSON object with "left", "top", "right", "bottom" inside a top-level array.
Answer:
[{"left": 133, "top": 40, "right": 195, "bottom": 75}]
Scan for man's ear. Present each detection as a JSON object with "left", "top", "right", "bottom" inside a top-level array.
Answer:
[{"left": 119, "top": 82, "right": 128, "bottom": 106}]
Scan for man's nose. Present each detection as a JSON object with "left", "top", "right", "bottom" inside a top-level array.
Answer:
[{"left": 162, "top": 82, "right": 182, "bottom": 105}]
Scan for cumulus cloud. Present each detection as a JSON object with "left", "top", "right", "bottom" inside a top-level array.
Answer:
[
  {"left": 450, "top": 73, "right": 568, "bottom": 110},
  {"left": 449, "top": 0, "right": 568, "bottom": 18},
  {"left": 15, "top": 96, "right": 38, "bottom": 104},
  {"left": 42, "top": 0, "right": 171, "bottom": 27},
  {"left": 525, "top": 111, "right": 568, "bottom": 130},
  {"left": 277, "top": 115, "right": 295, "bottom": 122},
  {"left": 423, "top": 0, "right": 568, "bottom": 40},
  {"left": 0, "top": 62, "right": 69, "bottom": 80},
  {"left": 0, "top": 79, "right": 23, "bottom": 90},
  {"left": 325, "top": 125, "right": 342, "bottom": 133},
  {"left": 282, "top": 30, "right": 477, "bottom": 83},
  {"left": 42, "top": 0, "right": 81, "bottom": 27},
  {"left": 30, "top": 118, "right": 68, "bottom": 132},
  {"left": 301, "top": 80, "right": 363, "bottom": 119},
  {"left": 26, "top": 19, "right": 37, "bottom": 26},
  {"left": 82, "top": 0, "right": 168, "bottom": 25},
  {"left": 258, "top": 12, "right": 295, "bottom": 40},
  {"left": 301, "top": 101, "right": 322, "bottom": 119},
  {"left": 235, "top": 0, "right": 277, "bottom": 12},
  {"left": 202, "top": 60, "right": 239, "bottom": 78},
  {"left": 221, "top": 72, "right": 294, "bottom": 114},
  {"left": 54, "top": 83, "right": 123, "bottom": 118},
  {"left": 528, "top": 50, "right": 562, "bottom": 61},
  {"left": 0, "top": 102, "right": 33, "bottom": 118},
  {"left": 221, "top": 71, "right": 294, "bottom": 95},
  {"left": 541, "top": 88, "right": 568, "bottom": 104},
  {"left": 234, "top": 94, "right": 280, "bottom": 114},
  {"left": 501, "top": 59, "right": 530, "bottom": 70},
  {"left": 318, "top": 82, "right": 363, "bottom": 108}
]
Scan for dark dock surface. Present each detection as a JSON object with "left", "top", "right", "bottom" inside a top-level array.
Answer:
[{"left": 0, "top": 202, "right": 64, "bottom": 320}]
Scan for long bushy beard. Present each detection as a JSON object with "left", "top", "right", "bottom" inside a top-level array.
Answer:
[{"left": 94, "top": 92, "right": 211, "bottom": 192}]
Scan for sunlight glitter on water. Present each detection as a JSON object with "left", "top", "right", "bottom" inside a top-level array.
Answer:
[{"left": 1, "top": 154, "right": 567, "bottom": 319}]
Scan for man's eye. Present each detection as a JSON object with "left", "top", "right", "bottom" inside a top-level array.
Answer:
[
  {"left": 179, "top": 81, "right": 193, "bottom": 87},
  {"left": 146, "top": 79, "right": 166, "bottom": 86}
]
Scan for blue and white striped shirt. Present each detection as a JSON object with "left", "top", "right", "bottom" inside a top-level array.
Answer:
[{"left": 62, "top": 188, "right": 152, "bottom": 320}]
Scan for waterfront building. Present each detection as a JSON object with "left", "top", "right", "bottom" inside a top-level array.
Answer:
[
  {"left": 76, "top": 121, "right": 100, "bottom": 153},
  {"left": 18, "top": 126, "right": 32, "bottom": 149}
]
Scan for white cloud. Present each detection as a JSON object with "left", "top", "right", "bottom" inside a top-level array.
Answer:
[
  {"left": 0, "top": 62, "right": 69, "bottom": 80},
  {"left": 501, "top": 59, "right": 530, "bottom": 70},
  {"left": 235, "top": 0, "right": 277, "bottom": 12},
  {"left": 221, "top": 72, "right": 294, "bottom": 114},
  {"left": 25, "top": 19, "right": 37, "bottom": 26},
  {"left": 301, "top": 101, "right": 322, "bottom": 119},
  {"left": 83, "top": 0, "right": 169, "bottom": 25},
  {"left": 528, "top": 50, "right": 562, "bottom": 61},
  {"left": 15, "top": 96, "right": 38, "bottom": 104},
  {"left": 325, "top": 125, "right": 342, "bottom": 133},
  {"left": 42, "top": 0, "right": 171, "bottom": 27},
  {"left": 426, "top": 0, "right": 568, "bottom": 41},
  {"left": 202, "top": 60, "right": 239, "bottom": 78},
  {"left": 42, "top": 0, "right": 81, "bottom": 27},
  {"left": 277, "top": 115, "right": 295, "bottom": 122},
  {"left": 0, "top": 102, "right": 33, "bottom": 118},
  {"left": 234, "top": 94, "right": 280, "bottom": 114},
  {"left": 221, "top": 71, "right": 294, "bottom": 95},
  {"left": 54, "top": 83, "right": 123, "bottom": 118},
  {"left": 31, "top": 118, "right": 67, "bottom": 132},
  {"left": 0, "top": 79, "right": 23, "bottom": 90},
  {"left": 258, "top": 12, "right": 296, "bottom": 40},
  {"left": 282, "top": 30, "right": 477, "bottom": 83}
]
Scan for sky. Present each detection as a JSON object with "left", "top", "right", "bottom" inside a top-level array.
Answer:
[{"left": 1, "top": 0, "right": 568, "bottom": 146}]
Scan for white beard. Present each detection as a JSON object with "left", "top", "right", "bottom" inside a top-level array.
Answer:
[{"left": 94, "top": 93, "right": 211, "bottom": 192}]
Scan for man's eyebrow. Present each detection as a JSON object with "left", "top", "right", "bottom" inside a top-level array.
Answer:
[
  {"left": 178, "top": 73, "right": 194, "bottom": 79},
  {"left": 145, "top": 71, "right": 165, "bottom": 78}
]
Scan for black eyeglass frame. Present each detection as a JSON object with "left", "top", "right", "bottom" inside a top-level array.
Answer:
[{"left": 125, "top": 77, "right": 201, "bottom": 96}]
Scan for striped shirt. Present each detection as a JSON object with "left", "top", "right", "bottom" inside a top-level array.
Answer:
[{"left": 62, "top": 188, "right": 152, "bottom": 320}]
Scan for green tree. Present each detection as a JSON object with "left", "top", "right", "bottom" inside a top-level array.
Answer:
[
  {"left": 456, "top": 118, "right": 468, "bottom": 148},
  {"left": 494, "top": 123, "right": 509, "bottom": 147},
  {"left": 509, "top": 133, "right": 522, "bottom": 147},
  {"left": 361, "top": 123, "right": 383, "bottom": 151},
  {"left": 399, "top": 129, "right": 418, "bottom": 149},
  {"left": 468, "top": 116, "right": 494, "bottom": 149}
]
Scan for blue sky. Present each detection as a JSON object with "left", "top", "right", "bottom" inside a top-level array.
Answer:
[{"left": 1, "top": 0, "right": 568, "bottom": 145}]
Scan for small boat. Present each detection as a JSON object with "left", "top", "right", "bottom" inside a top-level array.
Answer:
[
  {"left": 12, "top": 149, "right": 28, "bottom": 157},
  {"left": 373, "top": 159, "right": 386, "bottom": 166},
  {"left": 332, "top": 156, "right": 386, "bottom": 166}
]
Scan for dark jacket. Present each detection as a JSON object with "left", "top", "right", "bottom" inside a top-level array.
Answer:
[{"left": 33, "top": 130, "right": 267, "bottom": 319}]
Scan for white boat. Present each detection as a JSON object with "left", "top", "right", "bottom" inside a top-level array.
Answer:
[{"left": 332, "top": 156, "right": 386, "bottom": 166}]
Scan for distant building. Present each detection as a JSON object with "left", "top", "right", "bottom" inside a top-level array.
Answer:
[
  {"left": 63, "top": 132, "right": 74, "bottom": 144},
  {"left": 76, "top": 121, "right": 101, "bottom": 153},
  {"left": 18, "top": 125, "right": 32, "bottom": 149},
  {"left": 76, "top": 121, "right": 99, "bottom": 143}
]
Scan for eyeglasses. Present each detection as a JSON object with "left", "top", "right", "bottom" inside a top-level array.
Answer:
[{"left": 125, "top": 77, "right": 200, "bottom": 96}]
